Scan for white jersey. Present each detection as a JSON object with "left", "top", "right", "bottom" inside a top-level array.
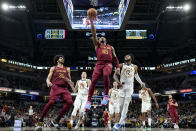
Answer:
[
  {"left": 120, "top": 63, "right": 135, "bottom": 87},
  {"left": 77, "top": 79, "right": 89, "bottom": 96},
  {"left": 139, "top": 89, "right": 151, "bottom": 103},
  {"left": 110, "top": 88, "right": 119, "bottom": 103}
]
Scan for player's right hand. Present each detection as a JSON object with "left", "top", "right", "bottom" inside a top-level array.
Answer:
[
  {"left": 47, "top": 81, "right": 53, "bottom": 87},
  {"left": 141, "top": 82, "right": 146, "bottom": 89}
]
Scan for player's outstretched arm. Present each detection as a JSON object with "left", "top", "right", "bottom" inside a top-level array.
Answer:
[
  {"left": 148, "top": 88, "right": 159, "bottom": 109},
  {"left": 89, "top": 14, "right": 99, "bottom": 49},
  {"left": 113, "top": 64, "right": 123, "bottom": 87},
  {"left": 112, "top": 47, "right": 120, "bottom": 74},
  {"left": 46, "top": 67, "right": 55, "bottom": 87},
  {"left": 134, "top": 65, "right": 144, "bottom": 87}
]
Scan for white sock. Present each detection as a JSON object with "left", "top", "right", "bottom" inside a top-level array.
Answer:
[
  {"left": 143, "top": 121, "right": 145, "bottom": 126},
  {"left": 148, "top": 118, "right": 152, "bottom": 127},
  {"left": 70, "top": 120, "right": 73, "bottom": 125}
]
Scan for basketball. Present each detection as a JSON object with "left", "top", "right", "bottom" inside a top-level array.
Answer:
[{"left": 87, "top": 8, "right": 97, "bottom": 19}]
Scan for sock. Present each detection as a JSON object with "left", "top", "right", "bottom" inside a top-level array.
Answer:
[
  {"left": 148, "top": 118, "right": 152, "bottom": 127},
  {"left": 70, "top": 119, "right": 73, "bottom": 125},
  {"left": 143, "top": 121, "right": 145, "bottom": 126},
  {"left": 108, "top": 121, "right": 111, "bottom": 126}
]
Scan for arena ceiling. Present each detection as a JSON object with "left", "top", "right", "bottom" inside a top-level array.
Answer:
[{"left": 0, "top": 0, "right": 196, "bottom": 66}]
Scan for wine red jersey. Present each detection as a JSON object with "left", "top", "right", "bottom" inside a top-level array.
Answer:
[
  {"left": 168, "top": 99, "right": 177, "bottom": 112},
  {"left": 51, "top": 66, "right": 68, "bottom": 87},
  {"left": 96, "top": 43, "right": 113, "bottom": 65}
]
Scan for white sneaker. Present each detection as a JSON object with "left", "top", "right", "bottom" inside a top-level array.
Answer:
[
  {"left": 176, "top": 124, "right": 179, "bottom": 129},
  {"left": 108, "top": 122, "right": 111, "bottom": 130},
  {"left": 74, "top": 120, "right": 81, "bottom": 130}
]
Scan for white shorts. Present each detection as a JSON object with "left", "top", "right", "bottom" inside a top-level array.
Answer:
[
  {"left": 74, "top": 95, "right": 88, "bottom": 107},
  {"left": 109, "top": 102, "right": 120, "bottom": 114},
  {"left": 72, "top": 94, "right": 88, "bottom": 116},
  {"left": 119, "top": 85, "right": 133, "bottom": 98},
  {"left": 141, "top": 102, "right": 151, "bottom": 113}
]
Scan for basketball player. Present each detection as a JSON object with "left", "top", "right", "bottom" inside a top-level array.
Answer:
[
  {"left": 36, "top": 55, "right": 75, "bottom": 130},
  {"left": 108, "top": 81, "right": 120, "bottom": 130},
  {"left": 70, "top": 72, "right": 91, "bottom": 129},
  {"left": 84, "top": 11, "right": 120, "bottom": 110},
  {"left": 167, "top": 95, "right": 179, "bottom": 129},
  {"left": 139, "top": 84, "right": 159, "bottom": 130},
  {"left": 113, "top": 54, "right": 145, "bottom": 130},
  {"left": 104, "top": 108, "right": 109, "bottom": 128}
]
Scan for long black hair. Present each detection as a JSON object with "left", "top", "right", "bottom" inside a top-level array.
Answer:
[{"left": 53, "top": 55, "right": 64, "bottom": 65}]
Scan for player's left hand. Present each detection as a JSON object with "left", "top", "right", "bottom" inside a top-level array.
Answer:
[
  {"left": 155, "top": 103, "right": 159, "bottom": 109},
  {"left": 115, "top": 67, "right": 120, "bottom": 75},
  {"left": 141, "top": 82, "right": 146, "bottom": 89}
]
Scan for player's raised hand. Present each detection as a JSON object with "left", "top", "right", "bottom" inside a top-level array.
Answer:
[{"left": 141, "top": 82, "right": 146, "bottom": 89}]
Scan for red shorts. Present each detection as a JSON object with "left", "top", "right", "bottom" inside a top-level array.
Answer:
[
  {"left": 93, "top": 63, "right": 113, "bottom": 76},
  {"left": 50, "top": 84, "right": 72, "bottom": 102}
]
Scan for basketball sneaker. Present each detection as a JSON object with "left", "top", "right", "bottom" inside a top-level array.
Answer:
[
  {"left": 113, "top": 123, "right": 121, "bottom": 130},
  {"left": 108, "top": 121, "right": 111, "bottom": 130},
  {"left": 101, "top": 95, "right": 109, "bottom": 106},
  {"left": 176, "top": 125, "right": 179, "bottom": 129},
  {"left": 174, "top": 124, "right": 177, "bottom": 129},
  {"left": 121, "top": 122, "right": 125, "bottom": 131},
  {"left": 142, "top": 126, "right": 146, "bottom": 131},
  {"left": 84, "top": 101, "right": 91, "bottom": 110},
  {"left": 147, "top": 127, "right": 151, "bottom": 130},
  {"left": 35, "top": 119, "right": 44, "bottom": 131},
  {"left": 51, "top": 119, "right": 60, "bottom": 130},
  {"left": 74, "top": 119, "right": 81, "bottom": 130}
]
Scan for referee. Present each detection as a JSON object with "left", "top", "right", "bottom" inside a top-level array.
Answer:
[{"left": 28, "top": 106, "right": 34, "bottom": 127}]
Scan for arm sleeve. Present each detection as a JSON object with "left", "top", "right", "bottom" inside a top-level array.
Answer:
[{"left": 134, "top": 73, "right": 143, "bottom": 85}]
